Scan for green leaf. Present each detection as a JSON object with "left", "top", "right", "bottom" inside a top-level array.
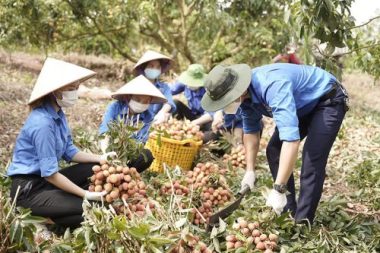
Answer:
[
  {"left": 113, "top": 217, "right": 127, "bottom": 231},
  {"left": 148, "top": 236, "right": 174, "bottom": 245},
  {"left": 213, "top": 237, "right": 221, "bottom": 253},
  {"left": 107, "top": 231, "right": 121, "bottom": 240},
  {"left": 10, "top": 220, "right": 21, "bottom": 243},
  {"left": 148, "top": 245, "right": 163, "bottom": 253},
  {"left": 127, "top": 223, "right": 150, "bottom": 239},
  {"left": 21, "top": 215, "right": 46, "bottom": 224}
]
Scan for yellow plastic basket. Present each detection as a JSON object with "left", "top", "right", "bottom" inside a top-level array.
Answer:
[{"left": 145, "top": 135, "right": 203, "bottom": 173}]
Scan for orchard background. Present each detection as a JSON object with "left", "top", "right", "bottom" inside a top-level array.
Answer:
[{"left": 0, "top": 0, "right": 379, "bottom": 252}]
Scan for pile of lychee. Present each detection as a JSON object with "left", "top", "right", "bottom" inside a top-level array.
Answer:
[
  {"left": 187, "top": 163, "right": 232, "bottom": 226},
  {"left": 150, "top": 118, "right": 204, "bottom": 141},
  {"left": 225, "top": 218, "right": 279, "bottom": 252},
  {"left": 88, "top": 162, "right": 154, "bottom": 217},
  {"left": 168, "top": 233, "right": 213, "bottom": 253},
  {"left": 223, "top": 146, "right": 246, "bottom": 170},
  {"left": 160, "top": 180, "right": 190, "bottom": 197}
]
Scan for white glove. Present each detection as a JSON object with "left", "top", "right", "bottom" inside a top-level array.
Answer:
[
  {"left": 212, "top": 110, "right": 224, "bottom": 132},
  {"left": 99, "top": 137, "right": 109, "bottom": 154},
  {"left": 240, "top": 170, "right": 255, "bottom": 192},
  {"left": 84, "top": 190, "right": 107, "bottom": 201},
  {"left": 153, "top": 112, "right": 170, "bottom": 125},
  {"left": 266, "top": 189, "right": 287, "bottom": 215},
  {"left": 100, "top": 151, "right": 117, "bottom": 161}
]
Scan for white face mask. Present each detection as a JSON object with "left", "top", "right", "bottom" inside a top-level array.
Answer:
[
  {"left": 129, "top": 99, "right": 149, "bottom": 113},
  {"left": 144, "top": 68, "right": 161, "bottom": 80},
  {"left": 56, "top": 90, "right": 78, "bottom": 108},
  {"left": 223, "top": 99, "right": 241, "bottom": 114}
]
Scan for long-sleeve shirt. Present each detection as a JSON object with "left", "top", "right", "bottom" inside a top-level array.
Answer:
[
  {"left": 241, "top": 63, "right": 337, "bottom": 141},
  {"left": 99, "top": 101, "right": 153, "bottom": 143},
  {"left": 149, "top": 80, "right": 176, "bottom": 114},
  {"left": 7, "top": 102, "right": 79, "bottom": 177}
]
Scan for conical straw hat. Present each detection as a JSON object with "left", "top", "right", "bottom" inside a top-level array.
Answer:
[
  {"left": 112, "top": 75, "right": 167, "bottom": 104},
  {"left": 133, "top": 50, "right": 172, "bottom": 76},
  {"left": 28, "top": 58, "right": 96, "bottom": 104}
]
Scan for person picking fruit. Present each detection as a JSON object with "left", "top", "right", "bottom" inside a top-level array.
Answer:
[
  {"left": 99, "top": 75, "right": 167, "bottom": 172},
  {"left": 205, "top": 108, "right": 245, "bottom": 145},
  {"left": 133, "top": 50, "right": 176, "bottom": 124},
  {"left": 201, "top": 63, "right": 349, "bottom": 224},
  {"left": 7, "top": 58, "right": 115, "bottom": 233},
  {"left": 170, "top": 64, "right": 216, "bottom": 137}
]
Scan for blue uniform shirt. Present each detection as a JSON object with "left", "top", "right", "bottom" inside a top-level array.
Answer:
[
  {"left": 99, "top": 101, "right": 153, "bottom": 143},
  {"left": 7, "top": 102, "right": 79, "bottom": 177},
  {"left": 224, "top": 108, "right": 243, "bottom": 129},
  {"left": 241, "top": 63, "right": 337, "bottom": 141},
  {"left": 171, "top": 82, "right": 208, "bottom": 116},
  {"left": 149, "top": 80, "right": 176, "bottom": 114}
]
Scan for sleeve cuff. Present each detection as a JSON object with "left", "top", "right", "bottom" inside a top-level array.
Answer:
[
  {"left": 63, "top": 146, "right": 80, "bottom": 161},
  {"left": 98, "top": 125, "right": 108, "bottom": 135},
  {"left": 39, "top": 157, "right": 59, "bottom": 177},
  {"left": 243, "top": 122, "right": 262, "bottom": 134},
  {"left": 278, "top": 126, "right": 300, "bottom": 141}
]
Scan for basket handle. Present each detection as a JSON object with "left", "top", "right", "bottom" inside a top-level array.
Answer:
[{"left": 150, "top": 134, "right": 202, "bottom": 146}]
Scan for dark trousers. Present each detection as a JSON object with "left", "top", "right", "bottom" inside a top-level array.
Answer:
[
  {"left": 174, "top": 100, "right": 199, "bottom": 121},
  {"left": 128, "top": 148, "right": 154, "bottom": 173},
  {"left": 174, "top": 99, "right": 212, "bottom": 136},
  {"left": 10, "top": 163, "right": 96, "bottom": 229},
  {"left": 266, "top": 87, "right": 347, "bottom": 223}
]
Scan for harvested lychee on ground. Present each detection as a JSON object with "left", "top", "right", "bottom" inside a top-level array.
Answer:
[
  {"left": 88, "top": 162, "right": 147, "bottom": 205},
  {"left": 227, "top": 218, "right": 279, "bottom": 252}
]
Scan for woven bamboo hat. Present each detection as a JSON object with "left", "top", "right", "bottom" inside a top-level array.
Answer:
[
  {"left": 133, "top": 50, "right": 172, "bottom": 76},
  {"left": 112, "top": 75, "right": 167, "bottom": 104},
  {"left": 28, "top": 57, "right": 96, "bottom": 104}
]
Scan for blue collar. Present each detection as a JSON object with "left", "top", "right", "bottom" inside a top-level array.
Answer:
[{"left": 44, "top": 101, "right": 63, "bottom": 120}]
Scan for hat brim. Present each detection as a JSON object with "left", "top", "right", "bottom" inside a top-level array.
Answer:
[
  {"left": 111, "top": 75, "right": 167, "bottom": 104},
  {"left": 133, "top": 59, "right": 172, "bottom": 76},
  {"left": 201, "top": 64, "right": 251, "bottom": 112},
  {"left": 178, "top": 72, "right": 205, "bottom": 87},
  {"left": 111, "top": 94, "right": 167, "bottom": 104}
]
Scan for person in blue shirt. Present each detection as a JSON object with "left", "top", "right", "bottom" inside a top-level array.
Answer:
[
  {"left": 171, "top": 64, "right": 214, "bottom": 132},
  {"left": 7, "top": 58, "right": 115, "bottom": 233},
  {"left": 201, "top": 63, "right": 349, "bottom": 224},
  {"left": 98, "top": 75, "right": 167, "bottom": 172},
  {"left": 133, "top": 50, "right": 176, "bottom": 124}
]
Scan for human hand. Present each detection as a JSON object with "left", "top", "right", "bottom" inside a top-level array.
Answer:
[
  {"left": 84, "top": 190, "right": 107, "bottom": 201},
  {"left": 265, "top": 189, "right": 287, "bottom": 215},
  {"left": 99, "top": 137, "right": 109, "bottom": 154},
  {"left": 153, "top": 112, "right": 170, "bottom": 125},
  {"left": 100, "top": 151, "right": 117, "bottom": 162},
  {"left": 240, "top": 170, "right": 255, "bottom": 193},
  {"left": 211, "top": 111, "right": 224, "bottom": 132}
]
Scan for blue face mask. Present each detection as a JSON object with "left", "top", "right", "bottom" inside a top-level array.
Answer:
[{"left": 144, "top": 68, "right": 161, "bottom": 79}]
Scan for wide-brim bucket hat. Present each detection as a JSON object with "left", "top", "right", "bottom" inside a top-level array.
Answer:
[
  {"left": 133, "top": 50, "right": 172, "bottom": 76},
  {"left": 112, "top": 75, "right": 167, "bottom": 104},
  {"left": 178, "top": 64, "right": 207, "bottom": 87},
  {"left": 28, "top": 57, "right": 96, "bottom": 104},
  {"left": 201, "top": 64, "right": 251, "bottom": 112}
]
